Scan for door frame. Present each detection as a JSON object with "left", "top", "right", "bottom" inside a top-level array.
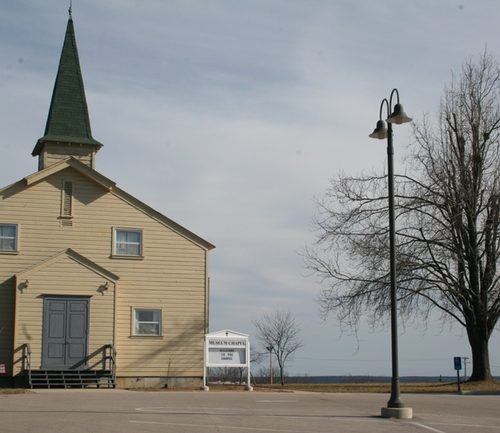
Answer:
[{"left": 41, "top": 296, "right": 90, "bottom": 370}]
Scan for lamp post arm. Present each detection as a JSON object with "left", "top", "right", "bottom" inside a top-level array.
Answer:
[
  {"left": 389, "top": 88, "right": 400, "bottom": 110},
  {"left": 379, "top": 98, "right": 390, "bottom": 121}
]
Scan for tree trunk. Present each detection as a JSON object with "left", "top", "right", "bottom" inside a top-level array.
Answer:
[{"left": 467, "top": 327, "right": 492, "bottom": 381}]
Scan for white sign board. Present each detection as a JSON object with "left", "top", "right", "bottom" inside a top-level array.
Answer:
[
  {"left": 204, "top": 329, "right": 252, "bottom": 390},
  {"left": 206, "top": 337, "right": 247, "bottom": 367}
]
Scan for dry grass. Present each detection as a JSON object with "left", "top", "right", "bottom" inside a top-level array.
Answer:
[
  {"left": 254, "top": 380, "right": 500, "bottom": 394},
  {"left": 3, "top": 381, "right": 499, "bottom": 394},
  {"left": 131, "top": 380, "right": 500, "bottom": 394},
  {"left": 209, "top": 384, "right": 286, "bottom": 392}
]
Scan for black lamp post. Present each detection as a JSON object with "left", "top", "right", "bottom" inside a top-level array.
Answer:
[{"left": 369, "top": 88, "right": 412, "bottom": 411}]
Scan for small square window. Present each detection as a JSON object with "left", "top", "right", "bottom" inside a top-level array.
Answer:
[
  {"left": 0, "top": 224, "right": 18, "bottom": 252},
  {"left": 114, "top": 228, "right": 143, "bottom": 257},
  {"left": 134, "top": 309, "right": 161, "bottom": 336}
]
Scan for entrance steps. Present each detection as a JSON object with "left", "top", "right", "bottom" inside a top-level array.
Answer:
[{"left": 29, "top": 369, "right": 115, "bottom": 389}]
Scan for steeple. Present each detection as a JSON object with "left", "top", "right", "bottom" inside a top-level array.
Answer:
[{"left": 33, "top": 13, "right": 102, "bottom": 170}]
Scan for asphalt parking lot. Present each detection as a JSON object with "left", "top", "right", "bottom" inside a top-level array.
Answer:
[{"left": 0, "top": 389, "right": 499, "bottom": 433}]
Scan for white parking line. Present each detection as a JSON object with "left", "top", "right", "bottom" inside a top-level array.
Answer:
[
  {"left": 129, "top": 419, "right": 386, "bottom": 432},
  {"left": 130, "top": 420, "right": 322, "bottom": 432},
  {"left": 426, "top": 421, "right": 500, "bottom": 430},
  {"left": 255, "top": 400, "right": 298, "bottom": 403},
  {"left": 411, "top": 420, "right": 500, "bottom": 432},
  {"left": 410, "top": 422, "right": 446, "bottom": 433},
  {"left": 136, "top": 406, "right": 236, "bottom": 412}
]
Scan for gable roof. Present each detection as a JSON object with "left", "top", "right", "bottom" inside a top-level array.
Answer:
[
  {"left": 24, "top": 157, "right": 115, "bottom": 190},
  {"left": 32, "top": 16, "right": 102, "bottom": 156},
  {"left": 16, "top": 248, "right": 119, "bottom": 282},
  {"left": 17, "top": 157, "right": 215, "bottom": 251}
]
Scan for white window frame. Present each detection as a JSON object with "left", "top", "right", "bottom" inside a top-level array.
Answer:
[
  {"left": 0, "top": 223, "right": 18, "bottom": 253},
  {"left": 132, "top": 308, "right": 162, "bottom": 337},
  {"left": 113, "top": 227, "right": 143, "bottom": 257}
]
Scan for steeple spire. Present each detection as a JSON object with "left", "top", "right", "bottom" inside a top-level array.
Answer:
[{"left": 33, "top": 13, "right": 102, "bottom": 170}]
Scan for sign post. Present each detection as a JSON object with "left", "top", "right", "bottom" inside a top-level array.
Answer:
[
  {"left": 454, "top": 356, "right": 462, "bottom": 393},
  {"left": 204, "top": 330, "right": 252, "bottom": 391}
]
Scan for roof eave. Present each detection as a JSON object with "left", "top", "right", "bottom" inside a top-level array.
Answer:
[
  {"left": 18, "top": 158, "right": 215, "bottom": 252},
  {"left": 24, "top": 157, "right": 115, "bottom": 190},
  {"left": 32, "top": 136, "right": 104, "bottom": 156}
]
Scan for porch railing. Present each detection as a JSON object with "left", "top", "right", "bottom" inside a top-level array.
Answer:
[
  {"left": 20, "top": 343, "right": 116, "bottom": 388},
  {"left": 104, "top": 343, "right": 117, "bottom": 387},
  {"left": 23, "top": 343, "right": 32, "bottom": 388}
]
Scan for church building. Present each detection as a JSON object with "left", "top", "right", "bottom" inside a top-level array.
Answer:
[{"left": 0, "top": 13, "right": 214, "bottom": 388}]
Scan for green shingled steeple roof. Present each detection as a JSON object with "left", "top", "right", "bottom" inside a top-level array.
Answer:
[{"left": 32, "top": 15, "right": 102, "bottom": 156}]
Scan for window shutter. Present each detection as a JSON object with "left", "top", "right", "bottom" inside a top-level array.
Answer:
[{"left": 63, "top": 181, "right": 73, "bottom": 216}]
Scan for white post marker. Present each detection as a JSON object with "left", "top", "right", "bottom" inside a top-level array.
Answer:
[{"left": 204, "top": 329, "right": 253, "bottom": 391}]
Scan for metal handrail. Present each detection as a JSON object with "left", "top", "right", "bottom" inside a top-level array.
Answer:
[
  {"left": 22, "top": 343, "right": 116, "bottom": 388},
  {"left": 24, "top": 344, "right": 32, "bottom": 388},
  {"left": 105, "top": 344, "right": 117, "bottom": 387}
]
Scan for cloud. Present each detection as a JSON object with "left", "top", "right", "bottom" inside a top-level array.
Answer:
[{"left": 1, "top": 0, "right": 500, "bottom": 376}]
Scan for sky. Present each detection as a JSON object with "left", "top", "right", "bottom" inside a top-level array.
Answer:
[{"left": 1, "top": 0, "right": 500, "bottom": 377}]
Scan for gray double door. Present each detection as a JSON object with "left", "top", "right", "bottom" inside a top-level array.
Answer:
[{"left": 42, "top": 297, "right": 89, "bottom": 369}]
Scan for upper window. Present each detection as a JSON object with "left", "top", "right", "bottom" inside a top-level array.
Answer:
[
  {"left": 133, "top": 309, "right": 161, "bottom": 336},
  {"left": 0, "top": 224, "right": 18, "bottom": 252},
  {"left": 114, "top": 228, "right": 143, "bottom": 257}
]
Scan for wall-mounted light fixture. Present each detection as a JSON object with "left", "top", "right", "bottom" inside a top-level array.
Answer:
[
  {"left": 97, "top": 281, "right": 109, "bottom": 295},
  {"left": 18, "top": 279, "right": 29, "bottom": 293}
]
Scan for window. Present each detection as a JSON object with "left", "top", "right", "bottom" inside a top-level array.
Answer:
[
  {"left": 134, "top": 309, "right": 161, "bottom": 336},
  {"left": 0, "top": 224, "right": 18, "bottom": 252},
  {"left": 114, "top": 228, "right": 143, "bottom": 257}
]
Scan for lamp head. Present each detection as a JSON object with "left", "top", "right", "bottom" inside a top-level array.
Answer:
[
  {"left": 387, "top": 103, "right": 412, "bottom": 124},
  {"left": 369, "top": 119, "right": 388, "bottom": 139}
]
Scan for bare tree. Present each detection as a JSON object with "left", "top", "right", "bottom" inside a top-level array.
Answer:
[
  {"left": 208, "top": 367, "right": 243, "bottom": 384},
  {"left": 254, "top": 365, "right": 280, "bottom": 384},
  {"left": 254, "top": 310, "right": 303, "bottom": 386},
  {"left": 306, "top": 52, "right": 500, "bottom": 381}
]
